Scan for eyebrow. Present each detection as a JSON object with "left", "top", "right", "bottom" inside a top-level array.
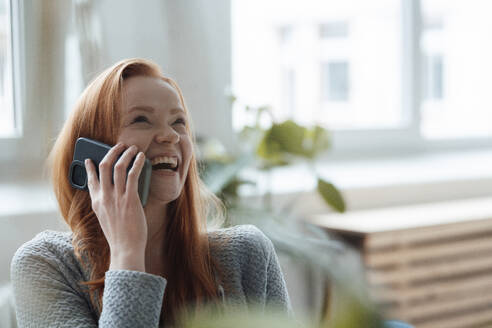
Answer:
[{"left": 128, "top": 106, "right": 185, "bottom": 115}]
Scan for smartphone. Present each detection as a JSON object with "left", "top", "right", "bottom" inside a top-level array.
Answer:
[{"left": 68, "top": 137, "right": 152, "bottom": 206}]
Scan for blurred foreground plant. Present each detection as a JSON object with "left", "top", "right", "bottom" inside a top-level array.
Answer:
[
  {"left": 182, "top": 303, "right": 383, "bottom": 328},
  {"left": 179, "top": 207, "right": 385, "bottom": 328},
  {"left": 195, "top": 100, "right": 386, "bottom": 327}
]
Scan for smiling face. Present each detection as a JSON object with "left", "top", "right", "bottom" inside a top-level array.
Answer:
[{"left": 117, "top": 75, "right": 193, "bottom": 204}]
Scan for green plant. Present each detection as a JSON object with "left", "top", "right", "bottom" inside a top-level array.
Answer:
[
  {"left": 253, "top": 116, "right": 345, "bottom": 213},
  {"left": 198, "top": 102, "right": 345, "bottom": 214}
]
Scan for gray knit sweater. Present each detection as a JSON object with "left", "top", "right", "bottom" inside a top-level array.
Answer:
[{"left": 10, "top": 224, "right": 292, "bottom": 327}]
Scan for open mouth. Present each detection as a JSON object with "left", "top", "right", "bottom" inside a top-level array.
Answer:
[
  {"left": 152, "top": 162, "right": 178, "bottom": 172},
  {"left": 151, "top": 155, "right": 179, "bottom": 172}
]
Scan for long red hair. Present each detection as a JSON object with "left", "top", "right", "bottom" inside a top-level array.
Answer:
[{"left": 47, "top": 58, "right": 224, "bottom": 325}]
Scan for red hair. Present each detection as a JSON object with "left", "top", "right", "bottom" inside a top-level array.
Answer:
[{"left": 47, "top": 58, "right": 224, "bottom": 325}]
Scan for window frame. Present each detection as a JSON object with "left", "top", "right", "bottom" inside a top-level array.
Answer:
[
  {"left": 318, "top": 0, "right": 492, "bottom": 161},
  {"left": 0, "top": 0, "right": 25, "bottom": 163},
  {"left": 1, "top": 0, "right": 23, "bottom": 139}
]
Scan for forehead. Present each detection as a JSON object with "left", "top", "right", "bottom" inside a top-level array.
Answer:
[{"left": 121, "top": 75, "right": 182, "bottom": 113}]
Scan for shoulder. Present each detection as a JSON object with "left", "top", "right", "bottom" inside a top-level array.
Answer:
[
  {"left": 208, "top": 224, "right": 275, "bottom": 264},
  {"left": 207, "top": 225, "right": 289, "bottom": 305},
  {"left": 10, "top": 229, "right": 78, "bottom": 279},
  {"left": 12, "top": 229, "right": 73, "bottom": 262}
]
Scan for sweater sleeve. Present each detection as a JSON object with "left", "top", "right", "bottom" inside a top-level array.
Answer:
[
  {"left": 10, "top": 242, "right": 166, "bottom": 328},
  {"left": 100, "top": 270, "right": 166, "bottom": 327},
  {"left": 263, "top": 233, "right": 294, "bottom": 315}
]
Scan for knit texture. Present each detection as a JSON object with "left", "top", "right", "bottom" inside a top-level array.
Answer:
[{"left": 10, "top": 224, "right": 291, "bottom": 327}]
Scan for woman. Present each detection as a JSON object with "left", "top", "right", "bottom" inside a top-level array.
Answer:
[{"left": 10, "top": 58, "right": 291, "bottom": 327}]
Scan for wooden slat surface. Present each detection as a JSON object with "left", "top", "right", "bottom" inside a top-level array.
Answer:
[
  {"left": 366, "top": 222, "right": 492, "bottom": 250},
  {"left": 386, "top": 289, "right": 492, "bottom": 324},
  {"left": 309, "top": 197, "right": 492, "bottom": 235},
  {"left": 416, "top": 309, "right": 492, "bottom": 328},
  {"left": 372, "top": 274, "right": 492, "bottom": 305},
  {"left": 365, "top": 235, "right": 492, "bottom": 268},
  {"left": 368, "top": 255, "right": 492, "bottom": 286}
]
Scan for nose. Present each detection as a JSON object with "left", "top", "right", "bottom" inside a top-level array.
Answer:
[{"left": 154, "top": 127, "right": 180, "bottom": 144}]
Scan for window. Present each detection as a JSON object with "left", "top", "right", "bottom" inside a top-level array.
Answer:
[
  {"left": 0, "top": 0, "right": 16, "bottom": 137},
  {"left": 282, "top": 68, "right": 296, "bottom": 116},
  {"left": 422, "top": 54, "right": 443, "bottom": 101},
  {"left": 278, "top": 25, "right": 293, "bottom": 44},
  {"left": 232, "top": 0, "right": 492, "bottom": 156},
  {"left": 321, "top": 61, "right": 349, "bottom": 102},
  {"left": 64, "top": 32, "right": 83, "bottom": 119},
  {"left": 421, "top": 0, "right": 492, "bottom": 139},
  {"left": 232, "top": 0, "right": 403, "bottom": 131},
  {"left": 319, "top": 21, "right": 348, "bottom": 39}
]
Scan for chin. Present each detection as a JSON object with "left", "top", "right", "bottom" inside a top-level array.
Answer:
[
  {"left": 147, "top": 167, "right": 188, "bottom": 201},
  {"left": 149, "top": 190, "right": 181, "bottom": 202},
  {"left": 148, "top": 183, "right": 183, "bottom": 202}
]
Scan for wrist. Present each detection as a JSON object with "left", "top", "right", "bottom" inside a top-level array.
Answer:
[{"left": 109, "top": 250, "right": 145, "bottom": 272}]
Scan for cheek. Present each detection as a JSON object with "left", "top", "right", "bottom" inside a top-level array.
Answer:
[
  {"left": 180, "top": 139, "right": 194, "bottom": 170},
  {"left": 117, "top": 133, "right": 152, "bottom": 151}
]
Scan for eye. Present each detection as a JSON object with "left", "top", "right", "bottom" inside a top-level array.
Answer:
[
  {"left": 131, "top": 115, "right": 150, "bottom": 124},
  {"left": 174, "top": 118, "right": 186, "bottom": 125}
]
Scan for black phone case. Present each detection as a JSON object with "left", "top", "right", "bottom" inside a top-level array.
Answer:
[{"left": 68, "top": 137, "right": 152, "bottom": 206}]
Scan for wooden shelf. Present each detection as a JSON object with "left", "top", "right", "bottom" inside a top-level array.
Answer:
[{"left": 309, "top": 197, "right": 492, "bottom": 328}]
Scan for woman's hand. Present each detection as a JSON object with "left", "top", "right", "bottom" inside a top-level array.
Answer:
[{"left": 85, "top": 143, "right": 148, "bottom": 271}]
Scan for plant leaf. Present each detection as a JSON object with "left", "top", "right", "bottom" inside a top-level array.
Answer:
[
  {"left": 256, "top": 129, "right": 288, "bottom": 166},
  {"left": 257, "top": 120, "right": 332, "bottom": 162},
  {"left": 303, "top": 125, "right": 331, "bottom": 159},
  {"left": 271, "top": 120, "right": 307, "bottom": 156},
  {"left": 317, "top": 178, "right": 346, "bottom": 213},
  {"left": 311, "top": 125, "right": 331, "bottom": 153},
  {"left": 256, "top": 120, "right": 308, "bottom": 164}
]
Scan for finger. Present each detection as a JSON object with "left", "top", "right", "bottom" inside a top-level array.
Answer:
[
  {"left": 114, "top": 145, "right": 139, "bottom": 194},
  {"left": 85, "top": 158, "right": 100, "bottom": 194},
  {"left": 99, "top": 143, "right": 126, "bottom": 192},
  {"left": 126, "top": 152, "right": 146, "bottom": 194}
]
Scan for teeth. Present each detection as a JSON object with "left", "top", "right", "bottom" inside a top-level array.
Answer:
[{"left": 151, "top": 156, "right": 178, "bottom": 168}]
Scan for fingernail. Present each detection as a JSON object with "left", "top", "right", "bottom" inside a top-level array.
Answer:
[{"left": 85, "top": 159, "right": 89, "bottom": 164}]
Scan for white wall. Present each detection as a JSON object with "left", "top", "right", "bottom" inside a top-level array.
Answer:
[
  {"left": 97, "top": 0, "right": 169, "bottom": 74},
  {"left": 97, "top": 0, "right": 235, "bottom": 152},
  {"left": 165, "top": 0, "right": 235, "bottom": 151},
  {"left": 1, "top": 210, "right": 67, "bottom": 284}
]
